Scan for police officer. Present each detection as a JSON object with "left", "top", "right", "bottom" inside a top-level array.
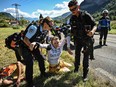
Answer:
[
  {"left": 68, "top": 0, "right": 97, "bottom": 81},
  {"left": 22, "top": 16, "right": 54, "bottom": 87},
  {"left": 98, "top": 9, "right": 111, "bottom": 46}
]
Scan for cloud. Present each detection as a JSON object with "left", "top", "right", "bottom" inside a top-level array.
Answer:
[
  {"left": 54, "top": 1, "right": 68, "bottom": 10},
  {"left": 3, "top": 8, "right": 31, "bottom": 18},
  {"left": 3, "top": 0, "right": 84, "bottom": 18},
  {"left": 32, "top": 1, "right": 69, "bottom": 18}
]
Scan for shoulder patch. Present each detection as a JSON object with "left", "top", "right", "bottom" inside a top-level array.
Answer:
[{"left": 29, "top": 28, "right": 34, "bottom": 33}]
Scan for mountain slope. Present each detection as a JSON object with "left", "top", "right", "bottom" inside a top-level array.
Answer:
[
  {"left": 54, "top": 0, "right": 116, "bottom": 23},
  {"left": 53, "top": 12, "right": 71, "bottom": 21},
  {"left": 80, "top": 0, "right": 110, "bottom": 13},
  {"left": 0, "top": 12, "right": 14, "bottom": 19}
]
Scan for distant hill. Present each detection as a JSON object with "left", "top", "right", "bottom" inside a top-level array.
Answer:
[
  {"left": 54, "top": 0, "right": 116, "bottom": 23},
  {"left": 0, "top": 12, "right": 38, "bottom": 23},
  {"left": 0, "top": 12, "right": 14, "bottom": 19},
  {"left": 24, "top": 17, "right": 38, "bottom": 22},
  {"left": 53, "top": 12, "right": 71, "bottom": 22},
  {"left": 92, "top": 0, "right": 116, "bottom": 20},
  {"left": 80, "top": 0, "right": 110, "bottom": 14}
]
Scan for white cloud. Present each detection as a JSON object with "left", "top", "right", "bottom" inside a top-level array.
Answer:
[
  {"left": 32, "top": 1, "right": 69, "bottom": 18},
  {"left": 3, "top": 8, "right": 31, "bottom": 18},
  {"left": 3, "top": 1, "right": 70, "bottom": 18},
  {"left": 54, "top": 1, "right": 68, "bottom": 10},
  {"left": 3, "top": 0, "right": 84, "bottom": 18}
]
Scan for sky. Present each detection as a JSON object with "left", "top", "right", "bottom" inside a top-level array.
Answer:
[{"left": 0, "top": 0, "right": 84, "bottom": 18}]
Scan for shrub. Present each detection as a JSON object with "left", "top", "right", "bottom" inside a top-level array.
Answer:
[
  {"left": 111, "top": 23, "right": 116, "bottom": 30},
  {"left": 12, "top": 25, "right": 20, "bottom": 29},
  {"left": 0, "top": 23, "right": 10, "bottom": 27}
]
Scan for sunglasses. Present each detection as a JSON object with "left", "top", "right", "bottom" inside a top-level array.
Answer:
[{"left": 69, "top": 6, "right": 77, "bottom": 12}]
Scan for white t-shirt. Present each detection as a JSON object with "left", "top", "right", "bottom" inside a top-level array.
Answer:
[{"left": 39, "top": 36, "right": 70, "bottom": 65}]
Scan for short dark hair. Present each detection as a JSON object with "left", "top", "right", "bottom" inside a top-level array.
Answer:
[
  {"left": 42, "top": 16, "right": 53, "bottom": 27},
  {"left": 68, "top": 0, "right": 78, "bottom": 7}
]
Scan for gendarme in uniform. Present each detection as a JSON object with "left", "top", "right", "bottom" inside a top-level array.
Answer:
[{"left": 68, "top": 0, "right": 96, "bottom": 81}]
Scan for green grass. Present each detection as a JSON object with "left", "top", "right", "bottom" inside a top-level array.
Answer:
[
  {"left": 0, "top": 27, "right": 115, "bottom": 87},
  {"left": 109, "top": 21, "right": 116, "bottom": 34}
]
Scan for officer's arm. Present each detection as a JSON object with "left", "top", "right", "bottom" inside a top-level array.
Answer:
[
  {"left": 23, "top": 37, "right": 31, "bottom": 47},
  {"left": 24, "top": 25, "right": 37, "bottom": 51},
  {"left": 85, "top": 12, "right": 97, "bottom": 36},
  {"left": 24, "top": 37, "right": 36, "bottom": 51},
  {"left": 108, "top": 19, "right": 111, "bottom": 31}
]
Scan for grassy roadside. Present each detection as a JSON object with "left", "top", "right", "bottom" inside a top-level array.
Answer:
[
  {"left": 0, "top": 27, "right": 115, "bottom": 87},
  {"left": 109, "top": 21, "right": 116, "bottom": 34}
]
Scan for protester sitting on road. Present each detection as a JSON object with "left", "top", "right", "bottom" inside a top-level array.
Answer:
[
  {"left": 31, "top": 36, "right": 73, "bottom": 73},
  {"left": 47, "top": 36, "right": 73, "bottom": 73},
  {"left": 0, "top": 61, "right": 25, "bottom": 87}
]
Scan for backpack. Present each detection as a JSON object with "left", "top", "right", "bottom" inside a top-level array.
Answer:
[
  {"left": 5, "top": 33, "right": 19, "bottom": 49},
  {"left": 0, "top": 63, "right": 17, "bottom": 78}
]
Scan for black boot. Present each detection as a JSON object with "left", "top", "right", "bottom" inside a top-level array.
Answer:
[
  {"left": 83, "top": 69, "right": 88, "bottom": 82},
  {"left": 99, "top": 40, "right": 102, "bottom": 46},
  {"left": 74, "top": 68, "right": 78, "bottom": 73},
  {"left": 74, "top": 64, "right": 79, "bottom": 73},
  {"left": 103, "top": 40, "right": 107, "bottom": 46}
]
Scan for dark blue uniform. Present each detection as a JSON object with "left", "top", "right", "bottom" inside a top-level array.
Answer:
[
  {"left": 98, "top": 16, "right": 110, "bottom": 45},
  {"left": 70, "top": 11, "right": 96, "bottom": 78},
  {"left": 21, "top": 24, "right": 47, "bottom": 87}
]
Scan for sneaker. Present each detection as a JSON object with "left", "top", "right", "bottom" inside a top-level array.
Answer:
[{"left": 83, "top": 77, "right": 88, "bottom": 82}]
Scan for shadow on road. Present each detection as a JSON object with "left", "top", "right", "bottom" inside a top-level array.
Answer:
[{"left": 94, "top": 45, "right": 102, "bottom": 49}]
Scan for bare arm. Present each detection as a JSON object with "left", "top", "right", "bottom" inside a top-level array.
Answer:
[
  {"left": 66, "top": 36, "right": 73, "bottom": 55},
  {"left": 16, "top": 61, "right": 22, "bottom": 86},
  {"left": 23, "top": 37, "right": 31, "bottom": 47},
  {"left": 23, "top": 37, "right": 34, "bottom": 51}
]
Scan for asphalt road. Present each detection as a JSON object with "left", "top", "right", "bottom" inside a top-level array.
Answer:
[
  {"left": 90, "top": 34, "right": 116, "bottom": 77},
  {"left": 61, "top": 32, "right": 116, "bottom": 77}
]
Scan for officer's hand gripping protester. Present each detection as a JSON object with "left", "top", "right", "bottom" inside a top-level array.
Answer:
[
  {"left": 68, "top": 0, "right": 97, "bottom": 82},
  {"left": 22, "top": 16, "right": 54, "bottom": 87}
]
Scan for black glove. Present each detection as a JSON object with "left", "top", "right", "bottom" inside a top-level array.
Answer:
[
  {"left": 46, "top": 45, "right": 51, "bottom": 50},
  {"left": 33, "top": 42, "right": 40, "bottom": 49}
]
